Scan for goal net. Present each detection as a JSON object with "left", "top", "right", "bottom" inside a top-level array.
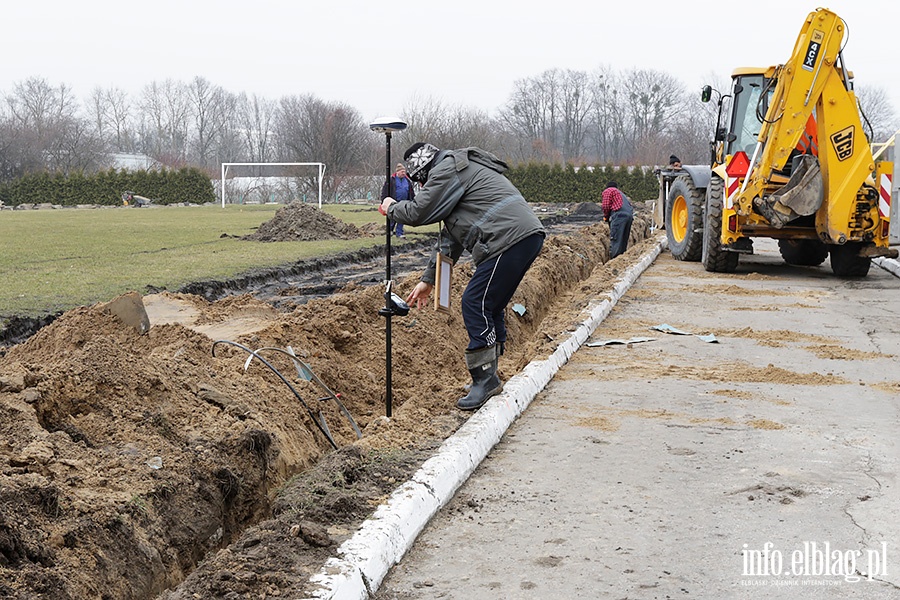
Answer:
[{"left": 219, "top": 162, "right": 326, "bottom": 208}]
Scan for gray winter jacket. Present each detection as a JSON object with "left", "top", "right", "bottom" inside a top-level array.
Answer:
[{"left": 388, "top": 147, "right": 544, "bottom": 284}]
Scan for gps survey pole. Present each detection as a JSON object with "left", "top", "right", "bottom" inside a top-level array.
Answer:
[{"left": 369, "top": 117, "right": 408, "bottom": 418}]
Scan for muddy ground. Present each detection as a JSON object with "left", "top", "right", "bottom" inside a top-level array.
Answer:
[{"left": 0, "top": 201, "right": 653, "bottom": 599}]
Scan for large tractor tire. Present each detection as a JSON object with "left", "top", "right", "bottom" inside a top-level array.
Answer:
[
  {"left": 778, "top": 239, "right": 829, "bottom": 266},
  {"left": 829, "top": 242, "right": 871, "bottom": 277},
  {"left": 702, "top": 176, "right": 739, "bottom": 273},
  {"left": 665, "top": 175, "right": 704, "bottom": 261}
]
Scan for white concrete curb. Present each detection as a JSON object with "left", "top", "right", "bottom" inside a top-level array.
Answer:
[
  {"left": 874, "top": 256, "right": 900, "bottom": 278},
  {"left": 307, "top": 235, "right": 667, "bottom": 599}
]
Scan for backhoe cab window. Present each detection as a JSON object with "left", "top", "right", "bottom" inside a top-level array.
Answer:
[{"left": 728, "top": 75, "right": 768, "bottom": 157}]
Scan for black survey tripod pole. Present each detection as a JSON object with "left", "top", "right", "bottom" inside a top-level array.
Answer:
[{"left": 369, "top": 117, "right": 408, "bottom": 418}]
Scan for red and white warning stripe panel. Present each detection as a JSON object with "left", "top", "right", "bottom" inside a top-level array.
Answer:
[
  {"left": 725, "top": 177, "right": 741, "bottom": 209},
  {"left": 880, "top": 173, "right": 892, "bottom": 218}
]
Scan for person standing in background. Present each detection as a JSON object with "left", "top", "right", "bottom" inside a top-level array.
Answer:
[
  {"left": 602, "top": 181, "right": 634, "bottom": 259},
  {"left": 380, "top": 163, "right": 415, "bottom": 238}
]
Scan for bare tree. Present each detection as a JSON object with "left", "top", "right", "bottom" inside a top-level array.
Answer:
[
  {"left": 87, "top": 87, "right": 109, "bottom": 151},
  {"left": 0, "top": 62, "right": 892, "bottom": 188},
  {"left": 620, "top": 68, "right": 685, "bottom": 160},
  {"left": 138, "top": 81, "right": 166, "bottom": 158},
  {"left": 276, "top": 95, "right": 369, "bottom": 171},
  {"left": 139, "top": 79, "right": 190, "bottom": 165},
  {"left": 399, "top": 95, "right": 500, "bottom": 156},
  {"left": 657, "top": 72, "right": 732, "bottom": 166},
  {"left": 210, "top": 91, "right": 243, "bottom": 167},
  {"left": 87, "top": 86, "right": 135, "bottom": 153},
  {"left": 0, "top": 106, "right": 34, "bottom": 180},
  {"left": 6, "top": 77, "right": 79, "bottom": 134},
  {"left": 3, "top": 77, "right": 105, "bottom": 175},
  {"left": 398, "top": 94, "right": 450, "bottom": 144},
  {"left": 587, "top": 66, "right": 626, "bottom": 163},
  {"left": 187, "top": 76, "right": 233, "bottom": 169},
  {"left": 44, "top": 117, "right": 105, "bottom": 173},
  {"left": 558, "top": 69, "right": 593, "bottom": 161},
  {"left": 237, "top": 93, "right": 277, "bottom": 163},
  {"left": 275, "top": 95, "right": 371, "bottom": 199},
  {"left": 499, "top": 70, "right": 565, "bottom": 162},
  {"left": 855, "top": 84, "right": 899, "bottom": 143},
  {"left": 499, "top": 68, "right": 599, "bottom": 163}
]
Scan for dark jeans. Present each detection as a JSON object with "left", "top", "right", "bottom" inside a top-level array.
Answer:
[
  {"left": 609, "top": 210, "right": 633, "bottom": 258},
  {"left": 390, "top": 198, "right": 409, "bottom": 237},
  {"left": 461, "top": 233, "right": 544, "bottom": 351}
]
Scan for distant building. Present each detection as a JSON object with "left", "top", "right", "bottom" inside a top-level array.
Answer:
[{"left": 109, "top": 153, "right": 160, "bottom": 171}]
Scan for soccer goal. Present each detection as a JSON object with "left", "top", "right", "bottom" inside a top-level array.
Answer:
[{"left": 219, "top": 162, "right": 326, "bottom": 208}]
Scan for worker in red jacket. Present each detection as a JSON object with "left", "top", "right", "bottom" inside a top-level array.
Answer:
[{"left": 601, "top": 181, "right": 634, "bottom": 259}]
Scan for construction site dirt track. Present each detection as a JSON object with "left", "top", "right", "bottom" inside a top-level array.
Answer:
[{"left": 0, "top": 201, "right": 654, "bottom": 599}]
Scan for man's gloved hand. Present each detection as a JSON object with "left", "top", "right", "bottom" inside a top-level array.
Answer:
[{"left": 379, "top": 197, "right": 395, "bottom": 216}]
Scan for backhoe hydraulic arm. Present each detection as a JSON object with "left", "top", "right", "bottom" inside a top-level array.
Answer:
[{"left": 734, "top": 8, "right": 878, "bottom": 244}]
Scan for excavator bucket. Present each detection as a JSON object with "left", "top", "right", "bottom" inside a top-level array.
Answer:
[{"left": 758, "top": 155, "right": 824, "bottom": 228}]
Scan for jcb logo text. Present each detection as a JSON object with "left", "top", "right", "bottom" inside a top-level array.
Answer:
[{"left": 830, "top": 126, "right": 854, "bottom": 161}]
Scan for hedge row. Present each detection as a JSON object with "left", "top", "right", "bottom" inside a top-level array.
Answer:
[
  {"left": 506, "top": 163, "right": 659, "bottom": 204},
  {"left": 0, "top": 168, "right": 217, "bottom": 207},
  {"left": 0, "top": 163, "right": 658, "bottom": 208}
]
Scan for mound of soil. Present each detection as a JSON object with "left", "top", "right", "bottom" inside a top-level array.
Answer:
[
  {"left": 356, "top": 221, "right": 384, "bottom": 237},
  {"left": 244, "top": 202, "right": 366, "bottom": 242},
  {"left": 0, "top": 214, "right": 654, "bottom": 599},
  {"left": 570, "top": 201, "right": 605, "bottom": 217}
]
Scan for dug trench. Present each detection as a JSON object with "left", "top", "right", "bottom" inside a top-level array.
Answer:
[{"left": 0, "top": 202, "right": 655, "bottom": 599}]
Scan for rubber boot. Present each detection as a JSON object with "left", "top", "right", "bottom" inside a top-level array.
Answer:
[
  {"left": 462, "top": 343, "right": 501, "bottom": 392},
  {"left": 457, "top": 345, "right": 502, "bottom": 411}
]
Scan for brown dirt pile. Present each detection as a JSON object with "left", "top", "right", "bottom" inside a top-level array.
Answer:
[
  {"left": 0, "top": 214, "right": 653, "bottom": 599},
  {"left": 244, "top": 202, "right": 366, "bottom": 241}
]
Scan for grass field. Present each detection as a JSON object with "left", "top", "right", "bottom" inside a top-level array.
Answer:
[{"left": 0, "top": 203, "right": 408, "bottom": 318}]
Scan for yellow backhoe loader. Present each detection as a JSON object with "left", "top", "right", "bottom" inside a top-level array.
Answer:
[{"left": 661, "top": 7, "right": 897, "bottom": 276}]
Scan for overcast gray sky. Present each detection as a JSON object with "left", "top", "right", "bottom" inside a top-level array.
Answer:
[{"left": 3, "top": 0, "right": 898, "bottom": 130}]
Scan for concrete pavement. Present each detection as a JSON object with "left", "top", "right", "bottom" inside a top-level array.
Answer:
[{"left": 313, "top": 240, "right": 900, "bottom": 600}]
